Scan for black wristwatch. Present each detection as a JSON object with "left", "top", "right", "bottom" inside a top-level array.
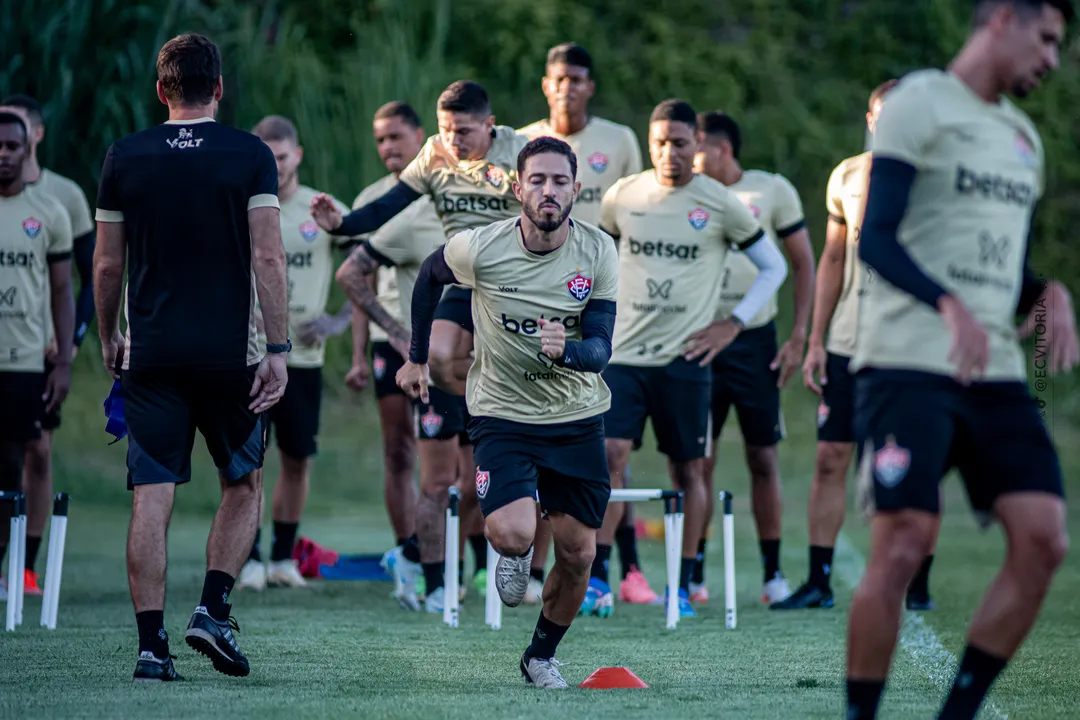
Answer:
[{"left": 266, "top": 339, "right": 293, "bottom": 355}]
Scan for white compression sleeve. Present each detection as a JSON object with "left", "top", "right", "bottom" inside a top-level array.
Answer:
[{"left": 730, "top": 236, "right": 788, "bottom": 326}]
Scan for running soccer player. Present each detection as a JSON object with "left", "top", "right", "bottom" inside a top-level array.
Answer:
[
  {"left": 771, "top": 80, "right": 941, "bottom": 612},
  {"left": 312, "top": 81, "right": 529, "bottom": 611},
  {"left": 233, "top": 115, "right": 358, "bottom": 592},
  {"left": 692, "top": 111, "right": 816, "bottom": 606},
  {"left": 94, "top": 33, "right": 288, "bottom": 682},
  {"left": 398, "top": 136, "right": 618, "bottom": 688},
  {"left": 517, "top": 42, "right": 654, "bottom": 606},
  {"left": 0, "top": 95, "right": 94, "bottom": 596},
  {"left": 0, "top": 111, "right": 74, "bottom": 600},
  {"left": 590, "top": 99, "right": 788, "bottom": 619},
  {"left": 843, "top": 2, "right": 1076, "bottom": 718}
]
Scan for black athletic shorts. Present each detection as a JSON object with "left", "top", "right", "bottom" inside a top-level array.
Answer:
[
  {"left": 469, "top": 415, "right": 609, "bottom": 529},
  {"left": 267, "top": 366, "right": 322, "bottom": 460},
  {"left": 371, "top": 341, "right": 406, "bottom": 399},
  {"left": 415, "top": 386, "right": 471, "bottom": 445},
  {"left": 40, "top": 359, "right": 62, "bottom": 432},
  {"left": 711, "top": 321, "right": 784, "bottom": 446},
  {"left": 603, "top": 358, "right": 712, "bottom": 461},
  {"left": 854, "top": 369, "right": 1064, "bottom": 520},
  {"left": 0, "top": 371, "right": 45, "bottom": 443},
  {"left": 433, "top": 286, "right": 474, "bottom": 335},
  {"left": 122, "top": 365, "right": 266, "bottom": 490},
  {"left": 817, "top": 352, "right": 856, "bottom": 443}
]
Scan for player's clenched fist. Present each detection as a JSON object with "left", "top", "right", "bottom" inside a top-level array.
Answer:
[
  {"left": 309, "top": 193, "right": 343, "bottom": 232},
  {"left": 397, "top": 361, "right": 432, "bottom": 404},
  {"left": 538, "top": 318, "right": 566, "bottom": 360}
]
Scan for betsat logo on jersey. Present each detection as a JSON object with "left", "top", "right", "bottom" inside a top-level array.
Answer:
[
  {"left": 166, "top": 127, "right": 203, "bottom": 150},
  {"left": 588, "top": 152, "right": 608, "bottom": 174},
  {"left": 688, "top": 207, "right": 710, "bottom": 230},
  {"left": 21, "top": 217, "right": 42, "bottom": 239},
  {"left": 299, "top": 220, "right": 320, "bottom": 242}
]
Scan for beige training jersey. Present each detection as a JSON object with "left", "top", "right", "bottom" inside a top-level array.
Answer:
[
  {"left": 824, "top": 152, "right": 872, "bottom": 357},
  {"left": 851, "top": 70, "right": 1042, "bottom": 381},
  {"left": 517, "top": 117, "right": 643, "bottom": 226},
  {"left": 0, "top": 185, "right": 73, "bottom": 372},
  {"left": 352, "top": 174, "right": 444, "bottom": 339},
  {"left": 442, "top": 216, "right": 619, "bottom": 424},
  {"left": 716, "top": 170, "right": 805, "bottom": 328},
  {"left": 32, "top": 169, "right": 92, "bottom": 347},
  {"left": 257, "top": 185, "right": 352, "bottom": 368},
  {"left": 601, "top": 171, "right": 763, "bottom": 366},
  {"left": 399, "top": 126, "right": 529, "bottom": 240}
]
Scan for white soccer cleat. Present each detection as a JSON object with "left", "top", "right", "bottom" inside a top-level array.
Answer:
[
  {"left": 520, "top": 654, "right": 568, "bottom": 689},
  {"left": 425, "top": 586, "right": 446, "bottom": 614},
  {"left": 395, "top": 553, "right": 422, "bottom": 611},
  {"left": 266, "top": 559, "right": 308, "bottom": 588},
  {"left": 236, "top": 560, "right": 267, "bottom": 592},
  {"left": 523, "top": 577, "right": 544, "bottom": 605},
  {"left": 495, "top": 547, "right": 533, "bottom": 608},
  {"left": 763, "top": 575, "right": 793, "bottom": 604}
]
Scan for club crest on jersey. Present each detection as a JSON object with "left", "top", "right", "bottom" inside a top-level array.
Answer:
[
  {"left": 22, "top": 217, "right": 42, "bottom": 239},
  {"left": 749, "top": 204, "right": 762, "bottom": 218},
  {"left": 567, "top": 273, "right": 592, "bottom": 302},
  {"left": 587, "top": 152, "right": 609, "bottom": 174},
  {"left": 485, "top": 166, "right": 506, "bottom": 188},
  {"left": 475, "top": 469, "right": 490, "bottom": 499},
  {"left": 817, "top": 402, "right": 830, "bottom": 429},
  {"left": 1015, "top": 133, "right": 1036, "bottom": 168},
  {"left": 688, "top": 207, "right": 710, "bottom": 230},
  {"left": 420, "top": 408, "right": 443, "bottom": 437},
  {"left": 299, "top": 220, "right": 320, "bottom": 242},
  {"left": 873, "top": 436, "right": 910, "bottom": 488},
  {"left": 372, "top": 354, "right": 386, "bottom": 380}
]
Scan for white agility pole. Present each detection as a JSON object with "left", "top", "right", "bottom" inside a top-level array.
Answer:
[
  {"left": 41, "top": 493, "right": 70, "bottom": 630},
  {"left": 719, "top": 491, "right": 737, "bottom": 629},
  {"left": 443, "top": 487, "right": 460, "bottom": 628},
  {"left": 485, "top": 541, "right": 501, "bottom": 629},
  {"left": 3, "top": 492, "right": 26, "bottom": 631}
]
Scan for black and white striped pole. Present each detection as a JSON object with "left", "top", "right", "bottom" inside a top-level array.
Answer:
[
  {"left": 443, "top": 486, "right": 460, "bottom": 628},
  {"left": 719, "top": 490, "right": 736, "bottom": 629}
]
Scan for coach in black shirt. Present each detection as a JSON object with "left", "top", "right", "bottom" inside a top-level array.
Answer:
[{"left": 93, "top": 33, "right": 289, "bottom": 683}]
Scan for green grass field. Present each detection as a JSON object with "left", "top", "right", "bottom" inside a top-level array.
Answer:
[{"left": 1, "top": 358, "right": 1078, "bottom": 719}]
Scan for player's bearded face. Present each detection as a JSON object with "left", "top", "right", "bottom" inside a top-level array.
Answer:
[
  {"left": 437, "top": 111, "right": 494, "bottom": 161},
  {"left": 517, "top": 153, "right": 577, "bottom": 232},
  {"left": 1004, "top": 6, "right": 1063, "bottom": 98},
  {"left": 265, "top": 139, "right": 301, "bottom": 190},
  {"left": 374, "top": 116, "right": 423, "bottom": 174},
  {"left": 649, "top": 120, "right": 697, "bottom": 184},
  {"left": 0, "top": 126, "right": 27, "bottom": 186}
]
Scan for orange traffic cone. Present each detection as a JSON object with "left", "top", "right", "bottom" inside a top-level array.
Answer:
[{"left": 578, "top": 667, "right": 649, "bottom": 689}]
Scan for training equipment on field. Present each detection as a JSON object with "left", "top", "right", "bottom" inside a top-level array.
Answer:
[
  {"left": 3, "top": 492, "right": 69, "bottom": 631},
  {"left": 719, "top": 491, "right": 736, "bottom": 629},
  {"left": 443, "top": 487, "right": 461, "bottom": 628},
  {"left": 578, "top": 666, "right": 650, "bottom": 689}
]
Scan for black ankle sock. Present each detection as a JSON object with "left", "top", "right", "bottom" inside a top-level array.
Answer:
[
  {"left": 422, "top": 562, "right": 444, "bottom": 592},
  {"left": 396, "top": 536, "right": 408, "bottom": 548},
  {"left": 846, "top": 678, "right": 885, "bottom": 720},
  {"left": 938, "top": 645, "right": 1007, "bottom": 719},
  {"left": 199, "top": 570, "right": 235, "bottom": 621},
  {"left": 692, "top": 538, "right": 706, "bottom": 584},
  {"left": 248, "top": 529, "right": 262, "bottom": 563},
  {"left": 525, "top": 611, "right": 570, "bottom": 661},
  {"left": 135, "top": 610, "right": 169, "bottom": 659},
  {"left": 591, "top": 544, "right": 611, "bottom": 585},
  {"left": 469, "top": 534, "right": 487, "bottom": 571},
  {"left": 401, "top": 534, "right": 421, "bottom": 563},
  {"left": 270, "top": 521, "right": 299, "bottom": 562},
  {"left": 458, "top": 560, "right": 465, "bottom": 585},
  {"left": 760, "top": 539, "right": 781, "bottom": 582},
  {"left": 809, "top": 545, "right": 834, "bottom": 591},
  {"left": 530, "top": 567, "right": 544, "bottom": 583},
  {"left": 679, "top": 556, "right": 696, "bottom": 593},
  {"left": 614, "top": 525, "right": 639, "bottom": 579},
  {"left": 909, "top": 554, "right": 934, "bottom": 597},
  {"left": 25, "top": 535, "right": 41, "bottom": 572}
]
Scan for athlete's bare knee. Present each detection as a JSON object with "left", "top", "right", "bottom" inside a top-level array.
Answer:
[
  {"left": 385, "top": 443, "right": 414, "bottom": 478},
  {"left": 486, "top": 507, "right": 535, "bottom": 557},
  {"left": 815, "top": 443, "right": 853, "bottom": 485},
  {"left": 553, "top": 541, "right": 593, "bottom": 579},
  {"left": 224, "top": 470, "right": 262, "bottom": 496},
  {"left": 745, "top": 445, "right": 778, "bottom": 483},
  {"left": 1011, "top": 519, "right": 1069, "bottom": 582},
  {"left": 870, "top": 515, "right": 935, "bottom": 590}
]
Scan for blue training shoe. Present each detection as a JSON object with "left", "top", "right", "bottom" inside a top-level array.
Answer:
[
  {"left": 578, "top": 577, "right": 614, "bottom": 618},
  {"left": 664, "top": 588, "right": 697, "bottom": 618}
]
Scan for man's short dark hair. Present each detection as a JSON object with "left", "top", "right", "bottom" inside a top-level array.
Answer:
[
  {"left": 0, "top": 111, "right": 28, "bottom": 141},
  {"left": 546, "top": 43, "right": 593, "bottom": 73},
  {"left": 0, "top": 95, "right": 42, "bottom": 128},
  {"left": 869, "top": 79, "right": 899, "bottom": 109},
  {"left": 373, "top": 101, "right": 423, "bottom": 129},
  {"left": 697, "top": 111, "right": 742, "bottom": 160},
  {"left": 156, "top": 33, "right": 222, "bottom": 107},
  {"left": 251, "top": 115, "right": 298, "bottom": 144},
  {"left": 650, "top": 99, "right": 698, "bottom": 130},
  {"left": 975, "top": 0, "right": 1074, "bottom": 25},
  {"left": 437, "top": 81, "right": 490, "bottom": 117},
  {"left": 517, "top": 136, "right": 578, "bottom": 180}
]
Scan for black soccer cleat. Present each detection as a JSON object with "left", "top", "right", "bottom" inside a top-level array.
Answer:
[
  {"left": 906, "top": 592, "right": 936, "bottom": 612},
  {"left": 133, "top": 651, "right": 183, "bottom": 683},
  {"left": 185, "top": 604, "right": 250, "bottom": 677},
  {"left": 769, "top": 582, "right": 835, "bottom": 610}
]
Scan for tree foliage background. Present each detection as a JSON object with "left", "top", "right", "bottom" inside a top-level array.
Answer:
[{"left": 3, "top": 0, "right": 1080, "bottom": 414}]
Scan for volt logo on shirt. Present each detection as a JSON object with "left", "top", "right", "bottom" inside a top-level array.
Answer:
[{"left": 166, "top": 127, "right": 204, "bottom": 150}]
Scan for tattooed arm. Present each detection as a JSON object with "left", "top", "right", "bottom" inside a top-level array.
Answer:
[{"left": 334, "top": 242, "right": 410, "bottom": 356}]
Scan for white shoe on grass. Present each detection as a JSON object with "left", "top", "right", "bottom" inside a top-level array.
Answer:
[
  {"left": 236, "top": 560, "right": 266, "bottom": 591},
  {"left": 266, "top": 559, "right": 308, "bottom": 587}
]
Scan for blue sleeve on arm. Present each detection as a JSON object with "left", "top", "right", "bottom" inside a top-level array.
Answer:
[
  {"left": 335, "top": 182, "right": 423, "bottom": 237},
  {"left": 857, "top": 158, "right": 949, "bottom": 310},
  {"left": 73, "top": 230, "right": 96, "bottom": 346},
  {"left": 1016, "top": 206, "right": 1046, "bottom": 316},
  {"left": 409, "top": 247, "right": 459, "bottom": 364},
  {"left": 556, "top": 298, "right": 616, "bottom": 373}
]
